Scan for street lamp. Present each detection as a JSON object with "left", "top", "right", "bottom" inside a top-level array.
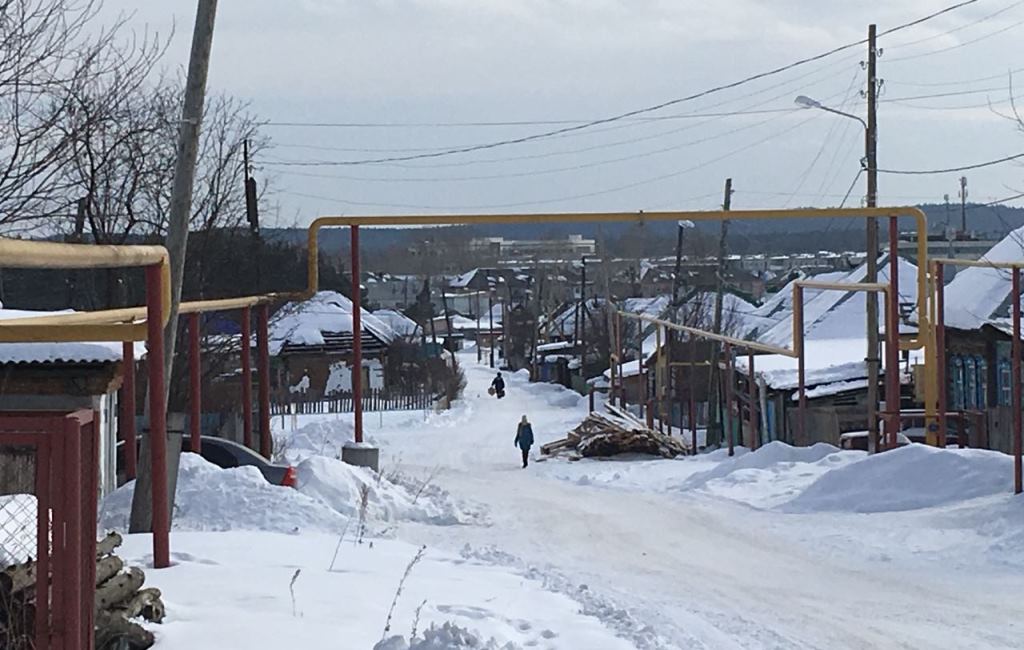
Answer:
[{"left": 794, "top": 93, "right": 880, "bottom": 453}]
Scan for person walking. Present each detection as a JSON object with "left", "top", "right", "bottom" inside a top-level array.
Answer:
[
  {"left": 491, "top": 372, "right": 506, "bottom": 399},
  {"left": 515, "top": 415, "right": 534, "bottom": 468}
]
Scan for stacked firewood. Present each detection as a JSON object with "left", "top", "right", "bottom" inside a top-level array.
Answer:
[
  {"left": 541, "top": 404, "right": 690, "bottom": 459},
  {"left": 0, "top": 531, "right": 164, "bottom": 650}
]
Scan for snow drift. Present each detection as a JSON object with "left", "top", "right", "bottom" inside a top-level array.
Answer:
[
  {"left": 784, "top": 444, "right": 1015, "bottom": 513},
  {"left": 100, "top": 453, "right": 346, "bottom": 534},
  {"left": 683, "top": 441, "right": 845, "bottom": 490}
]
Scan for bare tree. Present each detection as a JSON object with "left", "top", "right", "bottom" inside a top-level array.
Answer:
[{"left": 0, "top": 0, "right": 166, "bottom": 233}]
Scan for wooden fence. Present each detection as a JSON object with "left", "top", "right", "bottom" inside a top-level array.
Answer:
[{"left": 271, "top": 389, "right": 441, "bottom": 415}]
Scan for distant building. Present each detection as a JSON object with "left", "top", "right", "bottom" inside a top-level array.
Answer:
[{"left": 469, "top": 234, "right": 596, "bottom": 259}]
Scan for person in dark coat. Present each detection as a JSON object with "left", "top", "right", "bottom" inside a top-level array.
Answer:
[
  {"left": 491, "top": 372, "right": 506, "bottom": 399},
  {"left": 515, "top": 415, "right": 534, "bottom": 468}
]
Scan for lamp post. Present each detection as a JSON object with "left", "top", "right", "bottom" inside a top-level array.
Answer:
[{"left": 794, "top": 93, "right": 880, "bottom": 453}]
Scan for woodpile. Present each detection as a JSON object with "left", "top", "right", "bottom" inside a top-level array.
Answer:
[
  {"left": 0, "top": 531, "right": 164, "bottom": 650},
  {"left": 541, "top": 403, "right": 690, "bottom": 459}
]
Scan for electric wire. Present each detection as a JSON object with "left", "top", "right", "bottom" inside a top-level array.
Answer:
[
  {"left": 877, "top": 151, "right": 1024, "bottom": 174},
  {"left": 264, "top": 0, "right": 979, "bottom": 166}
]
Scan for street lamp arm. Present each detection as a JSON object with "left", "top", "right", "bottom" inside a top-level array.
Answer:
[{"left": 817, "top": 105, "right": 868, "bottom": 130}]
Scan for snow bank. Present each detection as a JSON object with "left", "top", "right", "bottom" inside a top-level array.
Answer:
[
  {"left": 375, "top": 623, "right": 518, "bottom": 650},
  {"left": 100, "top": 454, "right": 346, "bottom": 535},
  {"left": 683, "top": 441, "right": 842, "bottom": 489},
  {"left": 295, "top": 456, "right": 481, "bottom": 526},
  {"left": 282, "top": 418, "right": 355, "bottom": 460},
  {"left": 785, "top": 444, "right": 1015, "bottom": 513}
]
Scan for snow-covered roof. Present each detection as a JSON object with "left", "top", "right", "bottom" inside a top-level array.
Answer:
[
  {"left": 0, "top": 308, "right": 131, "bottom": 365},
  {"left": 791, "top": 378, "right": 869, "bottom": 401},
  {"left": 758, "top": 255, "right": 918, "bottom": 348},
  {"left": 449, "top": 269, "right": 478, "bottom": 289},
  {"left": 270, "top": 291, "right": 395, "bottom": 355},
  {"left": 372, "top": 309, "right": 420, "bottom": 338},
  {"left": 602, "top": 359, "right": 643, "bottom": 379},
  {"left": 537, "top": 340, "right": 576, "bottom": 353},
  {"left": 941, "top": 226, "right": 1024, "bottom": 329}
]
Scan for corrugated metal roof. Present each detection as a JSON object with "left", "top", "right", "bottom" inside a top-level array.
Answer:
[{"left": 0, "top": 308, "right": 127, "bottom": 365}]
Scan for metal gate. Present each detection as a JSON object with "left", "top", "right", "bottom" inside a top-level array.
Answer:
[{"left": 0, "top": 410, "right": 98, "bottom": 650}]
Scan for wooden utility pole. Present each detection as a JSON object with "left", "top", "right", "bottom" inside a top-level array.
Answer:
[
  {"left": 959, "top": 176, "right": 968, "bottom": 234},
  {"left": 708, "top": 178, "right": 732, "bottom": 447},
  {"left": 672, "top": 222, "right": 686, "bottom": 306},
  {"left": 131, "top": 0, "right": 218, "bottom": 536},
  {"left": 865, "top": 23, "right": 880, "bottom": 454}
]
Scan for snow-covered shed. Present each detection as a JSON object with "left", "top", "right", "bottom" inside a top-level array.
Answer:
[
  {"left": 0, "top": 308, "right": 129, "bottom": 497},
  {"left": 269, "top": 291, "right": 396, "bottom": 398}
]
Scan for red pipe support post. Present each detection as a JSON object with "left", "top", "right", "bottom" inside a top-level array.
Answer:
[
  {"left": 120, "top": 341, "right": 137, "bottom": 480},
  {"left": 748, "top": 351, "right": 758, "bottom": 450},
  {"left": 64, "top": 415, "right": 83, "bottom": 645},
  {"left": 724, "top": 342, "right": 734, "bottom": 456},
  {"left": 351, "top": 225, "right": 364, "bottom": 444},
  {"left": 794, "top": 284, "right": 807, "bottom": 446},
  {"left": 689, "top": 333, "right": 698, "bottom": 454},
  {"left": 188, "top": 312, "right": 202, "bottom": 454},
  {"left": 257, "top": 304, "right": 272, "bottom": 459},
  {"left": 936, "top": 263, "right": 948, "bottom": 448},
  {"left": 1013, "top": 268, "right": 1022, "bottom": 494},
  {"left": 241, "top": 306, "right": 253, "bottom": 450},
  {"left": 144, "top": 264, "right": 170, "bottom": 569},
  {"left": 886, "top": 216, "right": 902, "bottom": 450}
]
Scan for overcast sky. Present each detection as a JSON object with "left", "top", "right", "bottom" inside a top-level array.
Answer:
[{"left": 101, "top": 0, "right": 1024, "bottom": 228}]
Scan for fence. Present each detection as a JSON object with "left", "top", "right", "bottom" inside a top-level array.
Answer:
[
  {"left": 0, "top": 409, "right": 98, "bottom": 650},
  {"left": 271, "top": 389, "right": 441, "bottom": 416}
]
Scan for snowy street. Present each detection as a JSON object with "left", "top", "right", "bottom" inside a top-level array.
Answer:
[
  {"left": 372, "top": 357, "right": 1024, "bottom": 649},
  {"left": 101, "top": 353, "right": 1024, "bottom": 649}
]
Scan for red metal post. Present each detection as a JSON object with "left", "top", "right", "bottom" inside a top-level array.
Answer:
[
  {"left": 886, "top": 216, "right": 902, "bottom": 450},
  {"left": 1013, "top": 268, "right": 1022, "bottom": 494},
  {"left": 188, "top": 312, "right": 202, "bottom": 454},
  {"left": 690, "top": 333, "right": 698, "bottom": 454},
  {"left": 936, "top": 262, "right": 948, "bottom": 448},
  {"left": 257, "top": 303, "right": 272, "bottom": 458},
  {"left": 724, "top": 342, "right": 734, "bottom": 456},
  {"left": 241, "top": 306, "right": 253, "bottom": 450},
  {"left": 351, "top": 225, "right": 364, "bottom": 443},
  {"left": 144, "top": 264, "right": 170, "bottom": 568},
  {"left": 748, "top": 351, "right": 758, "bottom": 450},
  {"left": 120, "top": 340, "right": 137, "bottom": 480},
  {"left": 63, "top": 416, "right": 83, "bottom": 648},
  {"left": 795, "top": 284, "right": 806, "bottom": 446}
]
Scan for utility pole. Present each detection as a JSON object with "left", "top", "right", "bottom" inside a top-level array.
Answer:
[
  {"left": 865, "top": 23, "right": 881, "bottom": 454},
  {"left": 672, "top": 222, "right": 685, "bottom": 306},
  {"left": 130, "top": 0, "right": 218, "bottom": 536},
  {"left": 709, "top": 178, "right": 732, "bottom": 447},
  {"left": 579, "top": 256, "right": 587, "bottom": 374},
  {"left": 959, "top": 176, "right": 968, "bottom": 234}
]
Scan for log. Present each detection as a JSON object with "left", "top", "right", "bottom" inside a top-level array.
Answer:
[
  {"left": 96, "top": 532, "right": 123, "bottom": 558},
  {"left": 96, "top": 556, "right": 125, "bottom": 587},
  {"left": 115, "top": 588, "right": 164, "bottom": 624},
  {"left": 95, "top": 567, "right": 144, "bottom": 612},
  {"left": 0, "top": 560, "right": 36, "bottom": 598},
  {"left": 94, "top": 611, "right": 155, "bottom": 650}
]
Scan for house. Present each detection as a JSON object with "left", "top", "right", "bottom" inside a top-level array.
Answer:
[
  {"left": 269, "top": 291, "right": 396, "bottom": 399},
  {"left": 0, "top": 308, "right": 130, "bottom": 498},
  {"left": 372, "top": 309, "right": 421, "bottom": 342},
  {"left": 364, "top": 273, "right": 420, "bottom": 310},
  {"left": 449, "top": 268, "right": 531, "bottom": 303}
]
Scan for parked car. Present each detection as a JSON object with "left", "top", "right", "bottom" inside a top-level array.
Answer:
[
  {"left": 117, "top": 436, "right": 297, "bottom": 487},
  {"left": 839, "top": 430, "right": 912, "bottom": 451}
]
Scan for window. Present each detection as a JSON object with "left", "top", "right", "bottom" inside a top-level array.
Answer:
[
  {"left": 975, "top": 357, "right": 988, "bottom": 409},
  {"left": 952, "top": 356, "right": 965, "bottom": 410},
  {"left": 965, "top": 356, "right": 977, "bottom": 409},
  {"left": 998, "top": 358, "right": 1012, "bottom": 406}
]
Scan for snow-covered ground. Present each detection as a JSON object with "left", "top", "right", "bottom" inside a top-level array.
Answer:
[{"left": 99, "top": 353, "right": 1024, "bottom": 649}]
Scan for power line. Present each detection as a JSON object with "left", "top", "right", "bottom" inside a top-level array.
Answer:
[
  {"left": 266, "top": 0, "right": 978, "bottom": 167},
  {"left": 877, "top": 151, "right": 1024, "bottom": 174},
  {"left": 887, "top": 14, "right": 1024, "bottom": 63},
  {"left": 885, "top": 0, "right": 1024, "bottom": 49},
  {"left": 281, "top": 111, "right": 824, "bottom": 211},
  {"left": 266, "top": 58, "right": 861, "bottom": 167},
  {"left": 885, "top": 65, "right": 1024, "bottom": 88}
]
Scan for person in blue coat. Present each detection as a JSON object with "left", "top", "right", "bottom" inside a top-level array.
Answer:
[{"left": 515, "top": 415, "right": 534, "bottom": 468}]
